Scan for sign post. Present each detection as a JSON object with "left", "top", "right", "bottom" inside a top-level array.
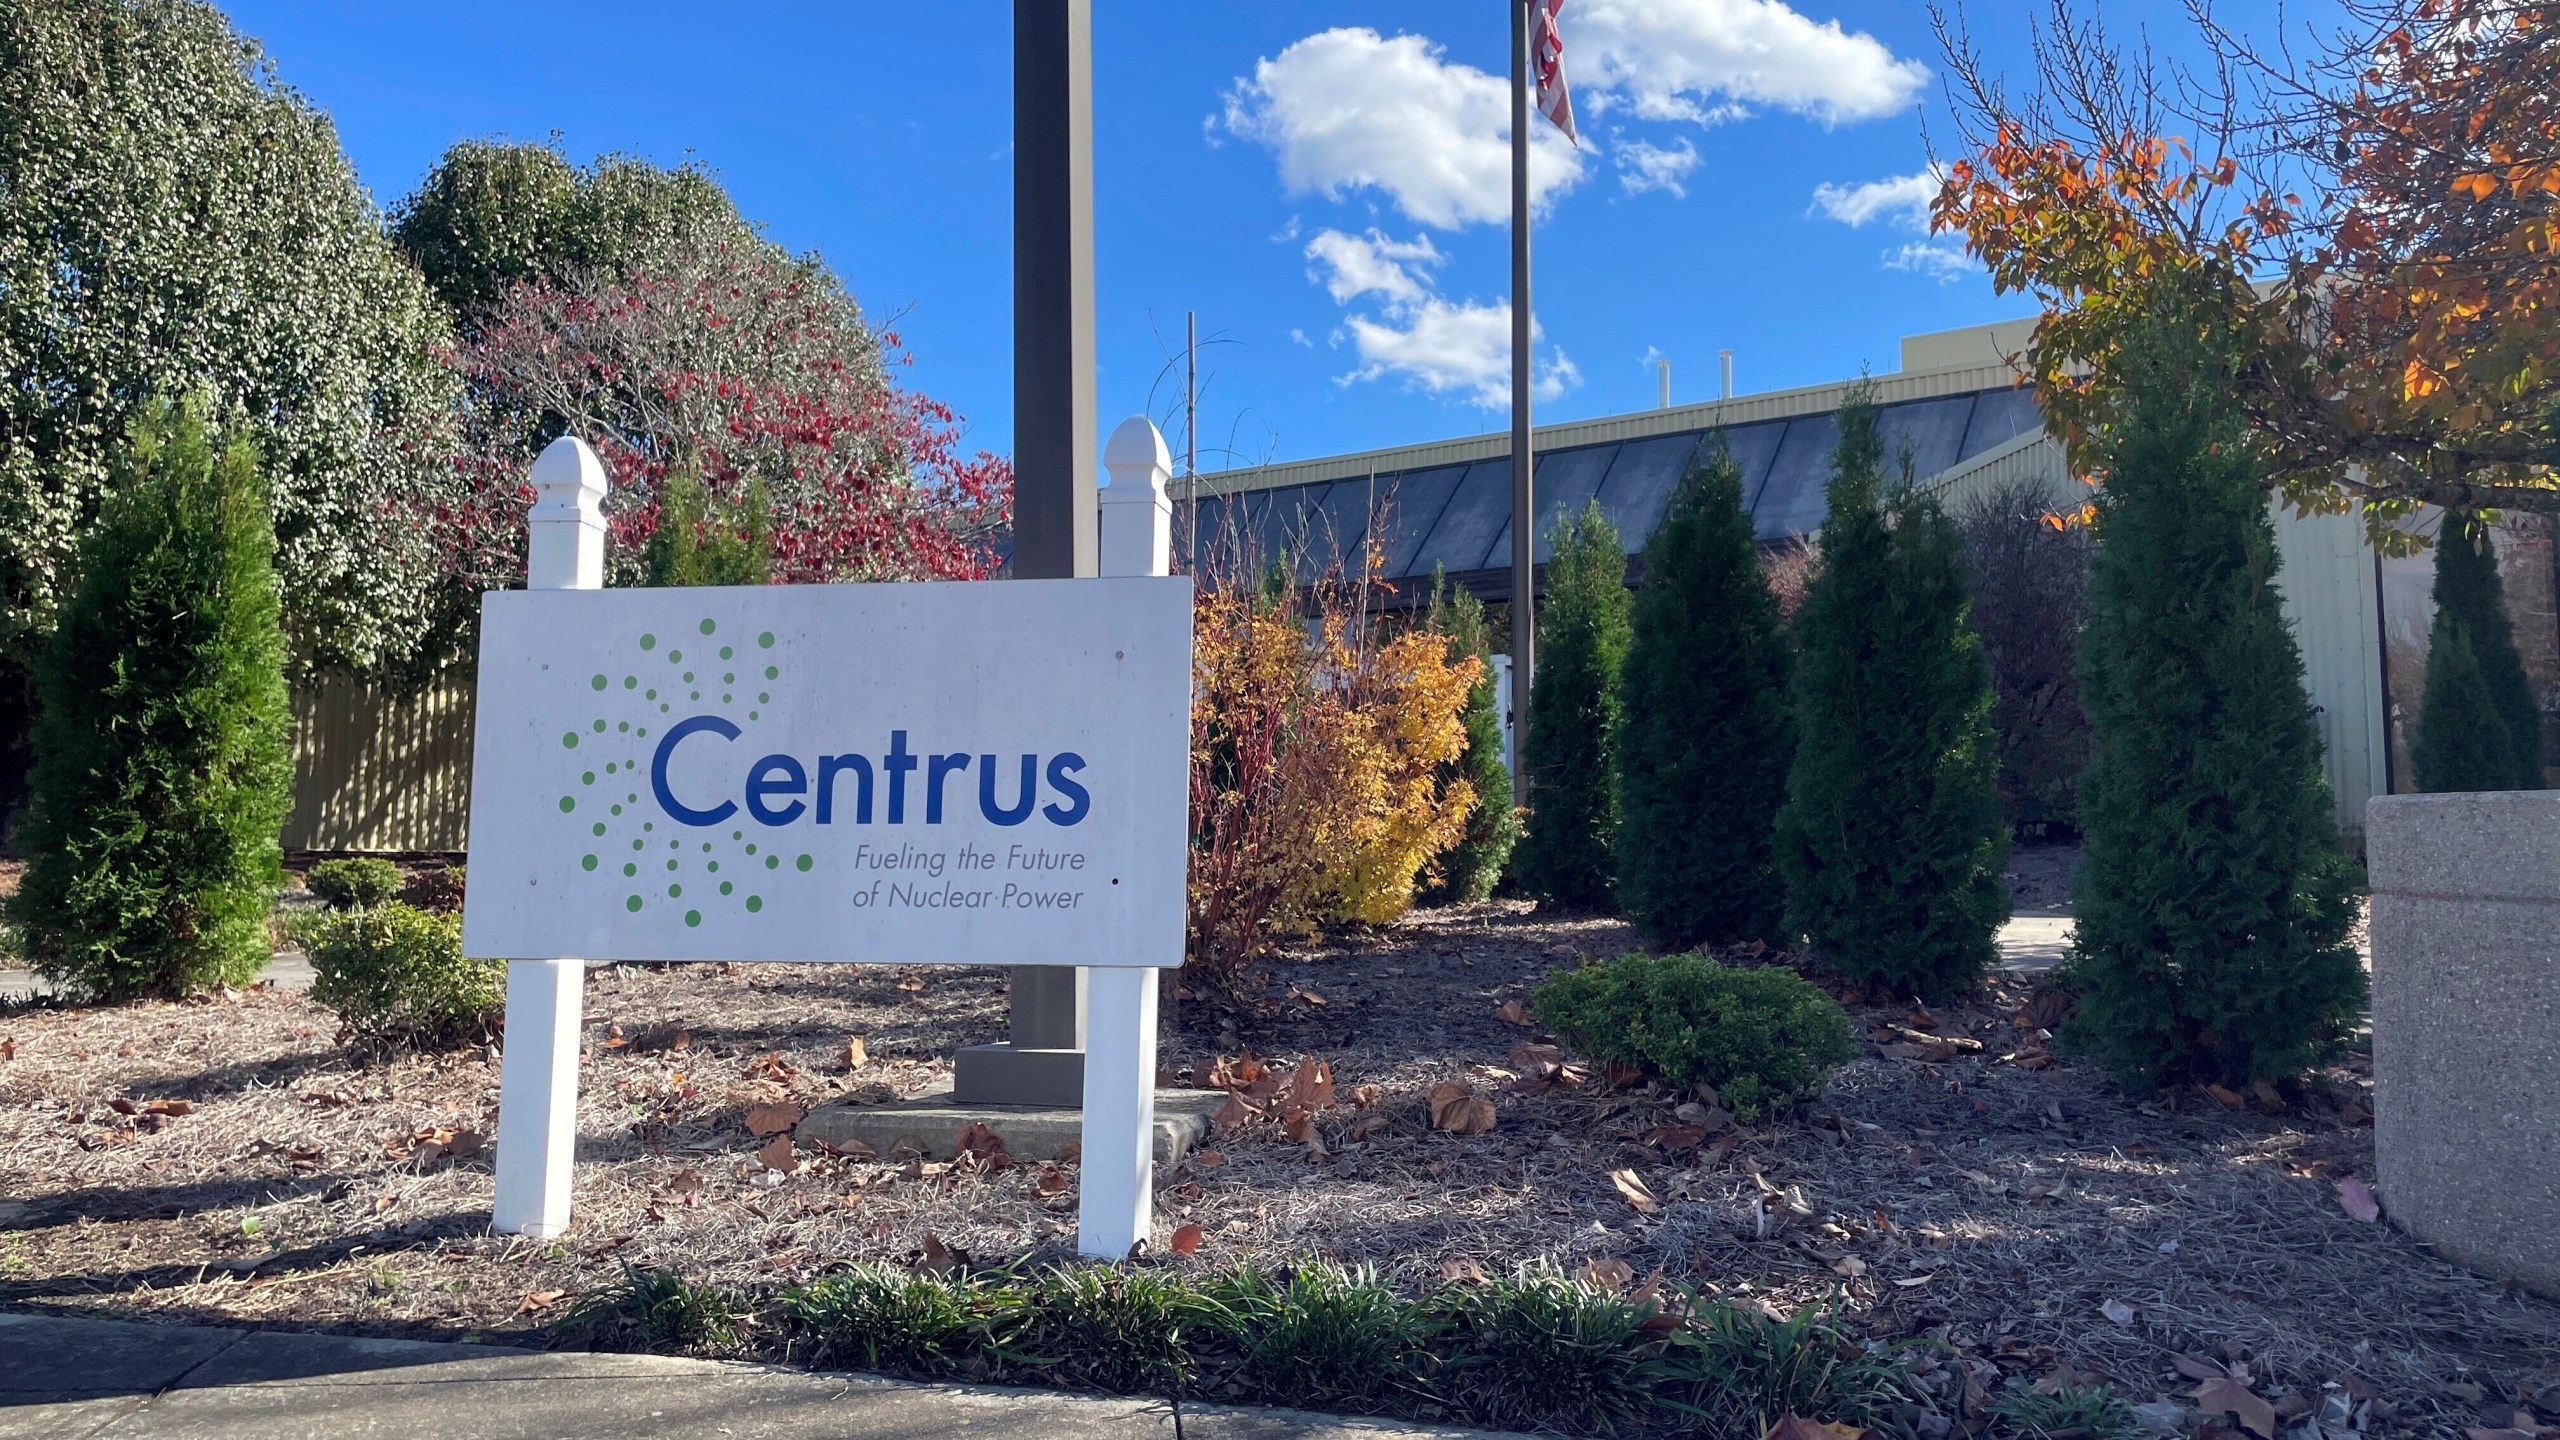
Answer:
[{"left": 491, "top": 435, "right": 608, "bottom": 1240}]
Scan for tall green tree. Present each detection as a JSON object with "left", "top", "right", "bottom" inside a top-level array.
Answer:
[
  {"left": 1514, "top": 501, "right": 1630, "bottom": 910},
  {"left": 1776, "top": 396, "right": 2009, "bottom": 1000},
  {"left": 2065, "top": 294, "right": 2364, "bottom": 1089},
  {"left": 12, "top": 401, "right": 292, "bottom": 1001},
  {"left": 2415, "top": 518, "right": 2543, "bottom": 790},
  {"left": 637, "top": 476, "right": 772, "bottom": 588},
  {"left": 0, "top": 0, "right": 456, "bottom": 678},
  {"left": 1422, "top": 572, "right": 1519, "bottom": 903},
  {"left": 1615, "top": 445, "right": 1795, "bottom": 947},
  {"left": 390, "top": 139, "right": 756, "bottom": 328}
]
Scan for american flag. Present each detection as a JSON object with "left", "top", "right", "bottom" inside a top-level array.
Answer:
[{"left": 1531, "top": 0, "right": 1577, "bottom": 145}]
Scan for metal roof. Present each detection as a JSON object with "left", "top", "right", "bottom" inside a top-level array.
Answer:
[{"left": 1172, "top": 378, "right": 2049, "bottom": 604}]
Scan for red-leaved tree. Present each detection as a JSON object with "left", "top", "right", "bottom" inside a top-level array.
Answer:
[{"left": 420, "top": 237, "right": 1007, "bottom": 648}]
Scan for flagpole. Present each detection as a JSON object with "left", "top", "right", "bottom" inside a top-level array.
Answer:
[{"left": 1508, "top": 0, "right": 1535, "bottom": 810}]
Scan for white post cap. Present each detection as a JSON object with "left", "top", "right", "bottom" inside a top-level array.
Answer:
[
  {"left": 1101, "top": 416, "right": 1170, "bottom": 498},
  {"left": 528, "top": 436, "right": 608, "bottom": 526}
]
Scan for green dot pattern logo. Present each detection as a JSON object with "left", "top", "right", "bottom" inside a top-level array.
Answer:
[{"left": 560, "top": 613, "right": 817, "bottom": 927}]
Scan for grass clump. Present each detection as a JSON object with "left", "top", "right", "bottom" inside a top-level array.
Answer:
[
  {"left": 1019, "top": 1264, "right": 1229, "bottom": 1396},
  {"left": 1435, "top": 1267, "right": 1670, "bottom": 1436},
  {"left": 1667, "top": 1298, "right": 1905, "bottom": 1435},
  {"left": 1989, "top": 1381, "right": 2140, "bottom": 1440},
  {"left": 300, "top": 901, "right": 502, "bottom": 1048},
  {"left": 779, "top": 1263, "right": 1020, "bottom": 1375},
  {"left": 1209, "top": 1262, "right": 1442, "bottom": 1413},
  {"left": 306, "top": 858, "right": 403, "bottom": 910},
  {"left": 1533, "top": 951, "right": 1855, "bottom": 1120},
  {"left": 560, "top": 1265, "right": 750, "bottom": 1354}
]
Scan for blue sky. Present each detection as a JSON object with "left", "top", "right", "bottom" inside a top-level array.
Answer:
[{"left": 225, "top": 1, "right": 2307, "bottom": 473}]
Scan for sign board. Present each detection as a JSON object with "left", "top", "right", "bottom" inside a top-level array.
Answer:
[{"left": 461, "top": 578, "right": 1192, "bottom": 968}]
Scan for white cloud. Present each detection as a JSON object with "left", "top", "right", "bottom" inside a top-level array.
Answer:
[
  {"left": 1570, "top": 0, "right": 1928, "bottom": 127},
  {"left": 1885, "top": 239, "right": 1972, "bottom": 282},
  {"left": 1219, "top": 28, "right": 1588, "bottom": 230},
  {"left": 1304, "top": 229, "right": 1447, "bottom": 305},
  {"left": 1614, "top": 135, "right": 1701, "bottom": 196},
  {"left": 1809, "top": 167, "right": 1975, "bottom": 282},
  {"left": 1809, "top": 168, "right": 1940, "bottom": 229},
  {"left": 1288, "top": 327, "right": 1313, "bottom": 347},
  {"left": 1340, "top": 297, "right": 1580, "bottom": 409}
]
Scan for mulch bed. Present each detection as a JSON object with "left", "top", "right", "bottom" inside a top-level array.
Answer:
[{"left": 1, "top": 892, "right": 2554, "bottom": 1440}]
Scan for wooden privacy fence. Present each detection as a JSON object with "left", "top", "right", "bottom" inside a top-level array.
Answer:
[{"left": 284, "top": 671, "right": 476, "bottom": 854}]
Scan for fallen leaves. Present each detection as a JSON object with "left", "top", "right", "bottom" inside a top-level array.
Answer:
[
  {"left": 1034, "top": 1163, "right": 1069, "bottom": 1196},
  {"left": 743, "top": 1103, "right": 802, "bottom": 1137},
  {"left": 516, "top": 1289, "right": 565, "bottom": 1314},
  {"left": 755, "top": 1134, "right": 799, "bottom": 1173},
  {"left": 1610, "top": 1168, "right": 1661, "bottom": 1214},
  {"left": 1424, "top": 1081, "right": 1497, "bottom": 1135},
  {"left": 1167, "top": 1222, "right": 1203, "bottom": 1255},
  {"left": 838, "top": 1036, "right": 868, "bottom": 1072},
  {"left": 1493, "top": 999, "right": 1530, "bottom": 1026},
  {"left": 2193, "top": 1376, "right": 2279, "bottom": 1440},
  {"left": 2338, "top": 1175, "right": 2382, "bottom": 1223},
  {"left": 1505, "top": 1041, "right": 1588, "bottom": 1094},
  {"left": 2100, "top": 1297, "right": 2138, "bottom": 1326},
  {"left": 1762, "top": 1416, "right": 1867, "bottom": 1440},
  {"left": 395, "top": 1126, "right": 486, "bottom": 1164}
]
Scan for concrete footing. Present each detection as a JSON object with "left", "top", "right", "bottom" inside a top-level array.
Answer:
[
  {"left": 797, "top": 1083, "right": 1225, "bottom": 1169},
  {"left": 2367, "top": 790, "right": 2560, "bottom": 1297}
]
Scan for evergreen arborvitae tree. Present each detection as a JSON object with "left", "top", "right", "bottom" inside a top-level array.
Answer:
[
  {"left": 1776, "top": 396, "right": 2009, "bottom": 1000},
  {"left": 2066, "top": 296, "right": 2364, "bottom": 1089},
  {"left": 1422, "top": 571, "right": 1520, "bottom": 903},
  {"left": 2420, "top": 518, "right": 2542, "bottom": 789},
  {"left": 12, "top": 401, "right": 293, "bottom": 1001},
  {"left": 1514, "top": 501, "right": 1631, "bottom": 910},
  {"left": 2413, "top": 619, "right": 2518, "bottom": 792},
  {"left": 1615, "top": 445, "right": 1795, "bottom": 947}
]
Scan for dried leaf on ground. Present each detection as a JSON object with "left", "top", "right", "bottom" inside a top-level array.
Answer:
[
  {"left": 1194, "top": 1149, "right": 1226, "bottom": 1168},
  {"left": 955, "top": 1122, "right": 1009, "bottom": 1161},
  {"left": 1210, "top": 1093, "right": 1260, "bottom": 1130},
  {"left": 755, "top": 1135, "right": 798, "bottom": 1172},
  {"left": 1167, "top": 1222, "right": 1203, "bottom": 1255},
  {"left": 1581, "top": 1258, "right": 1634, "bottom": 1290},
  {"left": 1281, "top": 1060, "right": 1334, "bottom": 1111},
  {"left": 2204, "top": 1083, "right": 2246, "bottom": 1110},
  {"left": 1034, "top": 1163, "right": 1068, "bottom": 1196},
  {"left": 917, "top": 1233, "right": 960, "bottom": 1275},
  {"left": 2101, "top": 1297, "right": 2137, "bottom": 1326},
  {"left": 2338, "top": 1175, "right": 2381, "bottom": 1223},
  {"left": 1493, "top": 1000, "right": 1529, "bottom": 1026},
  {"left": 1611, "top": 1168, "right": 1661, "bottom": 1214},
  {"left": 838, "top": 1037, "right": 868, "bottom": 1072},
  {"left": 1425, "top": 1081, "right": 1496, "bottom": 1135},
  {"left": 743, "top": 1104, "right": 802, "bottom": 1137},
  {"left": 2194, "top": 1377, "right": 2279, "bottom": 1439},
  {"left": 516, "top": 1289, "right": 565, "bottom": 1313},
  {"left": 1439, "top": 1257, "right": 1488, "bottom": 1283},
  {"left": 1349, "top": 1083, "right": 1382, "bottom": 1108},
  {"left": 142, "top": 1099, "right": 191, "bottom": 1117}
]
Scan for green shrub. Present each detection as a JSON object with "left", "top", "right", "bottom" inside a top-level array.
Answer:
[
  {"left": 1209, "top": 1263, "right": 1442, "bottom": 1413},
  {"left": 1533, "top": 952, "right": 1854, "bottom": 1120},
  {"left": 301, "top": 902, "right": 502, "bottom": 1048},
  {"left": 560, "top": 1265, "right": 749, "bottom": 1354},
  {"left": 2416, "top": 517, "right": 2542, "bottom": 791},
  {"left": 1615, "top": 444, "right": 1795, "bottom": 948},
  {"left": 1989, "top": 1381, "right": 2139, "bottom": 1440},
  {"left": 1421, "top": 575, "right": 1520, "bottom": 904},
  {"left": 1667, "top": 1297, "right": 1905, "bottom": 1435},
  {"left": 10, "top": 400, "right": 292, "bottom": 1002},
  {"left": 779, "top": 1263, "right": 1019, "bottom": 1375},
  {"left": 2065, "top": 293, "right": 2365, "bottom": 1089},
  {"left": 1019, "top": 1265, "right": 1227, "bottom": 1395},
  {"left": 306, "top": 858, "right": 403, "bottom": 910},
  {"left": 1514, "top": 500, "right": 1632, "bottom": 910},
  {"left": 1776, "top": 392, "right": 2010, "bottom": 1001},
  {"left": 1433, "top": 1267, "right": 1667, "bottom": 1435}
]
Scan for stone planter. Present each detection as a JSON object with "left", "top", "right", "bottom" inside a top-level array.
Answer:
[{"left": 2366, "top": 790, "right": 2560, "bottom": 1297}]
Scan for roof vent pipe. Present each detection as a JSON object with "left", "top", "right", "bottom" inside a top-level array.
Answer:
[
  {"left": 1718, "top": 349, "right": 1734, "bottom": 400},
  {"left": 1656, "top": 358, "right": 1671, "bottom": 409}
]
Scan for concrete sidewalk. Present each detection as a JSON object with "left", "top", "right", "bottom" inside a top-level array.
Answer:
[{"left": 0, "top": 1312, "right": 1526, "bottom": 1440}]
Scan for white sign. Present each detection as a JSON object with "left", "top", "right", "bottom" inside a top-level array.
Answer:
[{"left": 461, "top": 577, "right": 1192, "bottom": 968}]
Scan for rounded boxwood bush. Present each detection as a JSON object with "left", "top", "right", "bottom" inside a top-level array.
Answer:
[
  {"left": 306, "top": 857, "right": 403, "bottom": 910},
  {"left": 1532, "top": 952, "right": 1855, "bottom": 1120},
  {"left": 301, "top": 900, "right": 501, "bottom": 1048}
]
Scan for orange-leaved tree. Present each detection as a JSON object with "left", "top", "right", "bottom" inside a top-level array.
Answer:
[{"left": 1932, "top": 0, "right": 2560, "bottom": 540}]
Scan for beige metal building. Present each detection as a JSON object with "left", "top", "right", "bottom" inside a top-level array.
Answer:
[{"left": 1174, "top": 318, "right": 2461, "bottom": 846}]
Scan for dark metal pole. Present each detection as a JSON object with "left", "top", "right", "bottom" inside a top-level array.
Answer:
[
  {"left": 1508, "top": 0, "right": 1535, "bottom": 807},
  {"left": 1186, "top": 310, "right": 1197, "bottom": 575},
  {"left": 954, "top": 0, "right": 1094, "bottom": 1106}
]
